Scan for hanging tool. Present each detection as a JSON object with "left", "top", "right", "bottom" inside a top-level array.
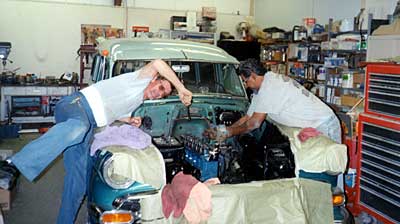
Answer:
[{"left": 187, "top": 105, "right": 191, "bottom": 120}]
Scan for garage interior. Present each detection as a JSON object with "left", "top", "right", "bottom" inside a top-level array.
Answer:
[{"left": 0, "top": 0, "right": 399, "bottom": 223}]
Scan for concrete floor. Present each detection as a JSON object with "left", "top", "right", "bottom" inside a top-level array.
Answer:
[{"left": 0, "top": 133, "right": 87, "bottom": 224}]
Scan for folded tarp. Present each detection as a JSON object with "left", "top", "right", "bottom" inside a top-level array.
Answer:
[
  {"left": 142, "top": 178, "right": 333, "bottom": 224},
  {"left": 276, "top": 124, "right": 348, "bottom": 174}
]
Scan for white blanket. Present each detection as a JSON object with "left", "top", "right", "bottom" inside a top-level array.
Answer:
[
  {"left": 142, "top": 178, "right": 333, "bottom": 224},
  {"left": 276, "top": 124, "right": 348, "bottom": 174}
]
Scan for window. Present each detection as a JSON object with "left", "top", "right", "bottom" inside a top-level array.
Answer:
[{"left": 111, "top": 60, "right": 245, "bottom": 97}]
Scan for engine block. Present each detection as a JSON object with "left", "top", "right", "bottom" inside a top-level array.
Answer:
[{"left": 181, "top": 135, "right": 232, "bottom": 181}]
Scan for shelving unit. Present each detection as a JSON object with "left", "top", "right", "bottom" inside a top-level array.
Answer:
[
  {"left": 324, "top": 67, "right": 365, "bottom": 111},
  {"left": 260, "top": 41, "right": 289, "bottom": 75}
]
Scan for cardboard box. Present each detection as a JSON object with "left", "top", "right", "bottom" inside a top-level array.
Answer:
[
  {"left": 0, "top": 185, "right": 16, "bottom": 211},
  {"left": 353, "top": 73, "right": 365, "bottom": 84},
  {"left": 202, "top": 7, "right": 216, "bottom": 19},
  {"left": 341, "top": 95, "right": 361, "bottom": 107}
]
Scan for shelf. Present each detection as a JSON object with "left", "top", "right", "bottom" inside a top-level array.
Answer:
[
  {"left": 288, "top": 75, "right": 316, "bottom": 82},
  {"left": 325, "top": 67, "right": 364, "bottom": 72},
  {"left": 287, "top": 60, "right": 324, "bottom": 65},
  {"left": 321, "top": 49, "right": 367, "bottom": 54},
  {"left": 262, "top": 60, "right": 287, "bottom": 64},
  {"left": 258, "top": 39, "right": 289, "bottom": 46},
  {"left": 331, "top": 30, "right": 368, "bottom": 36},
  {"left": 326, "top": 85, "right": 364, "bottom": 92}
]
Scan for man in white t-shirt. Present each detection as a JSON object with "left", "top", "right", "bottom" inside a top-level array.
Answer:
[
  {"left": 10, "top": 59, "right": 192, "bottom": 224},
  {"left": 206, "top": 58, "right": 341, "bottom": 143}
]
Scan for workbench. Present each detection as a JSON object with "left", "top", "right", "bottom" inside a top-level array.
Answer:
[{"left": 0, "top": 85, "right": 77, "bottom": 124}]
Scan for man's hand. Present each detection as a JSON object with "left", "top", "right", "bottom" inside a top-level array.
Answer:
[
  {"left": 203, "top": 125, "right": 229, "bottom": 142},
  {"left": 178, "top": 87, "right": 193, "bottom": 106},
  {"left": 119, "top": 116, "right": 142, "bottom": 127},
  {"left": 203, "top": 127, "right": 217, "bottom": 139}
]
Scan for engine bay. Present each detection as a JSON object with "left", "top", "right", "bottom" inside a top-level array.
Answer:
[{"left": 134, "top": 101, "right": 295, "bottom": 184}]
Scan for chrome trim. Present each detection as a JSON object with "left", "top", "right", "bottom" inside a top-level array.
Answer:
[
  {"left": 369, "top": 90, "right": 400, "bottom": 97},
  {"left": 369, "top": 84, "right": 400, "bottom": 91},
  {"left": 102, "top": 156, "right": 135, "bottom": 189},
  {"left": 368, "top": 99, "right": 400, "bottom": 107},
  {"left": 360, "top": 176, "right": 399, "bottom": 199},
  {"left": 362, "top": 141, "right": 399, "bottom": 157},
  {"left": 362, "top": 160, "right": 400, "bottom": 178},
  {"left": 360, "top": 185, "right": 400, "bottom": 207},
  {"left": 362, "top": 133, "right": 399, "bottom": 147},
  {"left": 362, "top": 150, "right": 400, "bottom": 167},
  {"left": 361, "top": 166, "right": 400, "bottom": 191}
]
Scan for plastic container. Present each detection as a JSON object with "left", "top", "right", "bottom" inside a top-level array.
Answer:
[{"left": 0, "top": 124, "right": 20, "bottom": 139}]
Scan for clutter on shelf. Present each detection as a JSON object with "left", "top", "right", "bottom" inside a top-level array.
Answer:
[{"left": 80, "top": 24, "right": 124, "bottom": 46}]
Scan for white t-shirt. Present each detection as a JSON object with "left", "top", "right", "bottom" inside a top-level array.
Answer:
[
  {"left": 81, "top": 70, "right": 152, "bottom": 127},
  {"left": 247, "top": 72, "right": 335, "bottom": 128}
]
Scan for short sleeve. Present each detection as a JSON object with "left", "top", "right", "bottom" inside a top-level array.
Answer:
[{"left": 246, "top": 95, "right": 258, "bottom": 116}]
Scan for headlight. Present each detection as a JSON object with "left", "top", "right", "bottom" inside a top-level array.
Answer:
[{"left": 102, "top": 154, "right": 135, "bottom": 189}]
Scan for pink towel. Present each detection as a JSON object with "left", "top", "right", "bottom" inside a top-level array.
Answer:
[
  {"left": 298, "top": 127, "right": 322, "bottom": 142},
  {"left": 183, "top": 182, "right": 212, "bottom": 224},
  {"left": 161, "top": 172, "right": 199, "bottom": 218}
]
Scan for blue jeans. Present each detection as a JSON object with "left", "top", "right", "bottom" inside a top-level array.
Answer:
[{"left": 11, "top": 92, "right": 97, "bottom": 224}]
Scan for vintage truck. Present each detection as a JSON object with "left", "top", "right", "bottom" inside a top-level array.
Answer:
[{"left": 86, "top": 38, "right": 352, "bottom": 224}]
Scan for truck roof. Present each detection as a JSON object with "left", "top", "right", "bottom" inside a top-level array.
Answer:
[{"left": 97, "top": 38, "right": 239, "bottom": 64}]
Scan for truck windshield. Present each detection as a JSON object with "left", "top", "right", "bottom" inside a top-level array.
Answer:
[{"left": 113, "top": 60, "right": 245, "bottom": 97}]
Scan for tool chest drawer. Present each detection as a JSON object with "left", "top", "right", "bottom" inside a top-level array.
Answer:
[
  {"left": 357, "top": 114, "right": 400, "bottom": 223},
  {"left": 365, "top": 64, "right": 400, "bottom": 121}
]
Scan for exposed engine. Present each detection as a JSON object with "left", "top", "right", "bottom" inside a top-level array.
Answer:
[{"left": 152, "top": 116, "right": 295, "bottom": 183}]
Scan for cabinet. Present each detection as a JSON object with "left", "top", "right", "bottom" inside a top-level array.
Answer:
[
  {"left": 354, "top": 63, "right": 400, "bottom": 224},
  {"left": 0, "top": 86, "right": 77, "bottom": 124}
]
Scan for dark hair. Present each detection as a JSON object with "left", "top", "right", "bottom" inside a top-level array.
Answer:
[{"left": 238, "top": 58, "right": 266, "bottom": 78}]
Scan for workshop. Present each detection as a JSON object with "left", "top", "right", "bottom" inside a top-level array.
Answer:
[{"left": 0, "top": 0, "right": 399, "bottom": 223}]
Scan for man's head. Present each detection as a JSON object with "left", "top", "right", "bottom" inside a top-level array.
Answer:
[
  {"left": 143, "top": 77, "right": 172, "bottom": 100},
  {"left": 238, "top": 58, "right": 266, "bottom": 91}
]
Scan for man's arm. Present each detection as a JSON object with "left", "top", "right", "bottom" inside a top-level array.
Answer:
[
  {"left": 230, "top": 115, "right": 251, "bottom": 128},
  {"left": 226, "top": 112, "right": 266, "bottom": 137},
  {"left": 139, "top": 59, "right": 192, "bottom": 105}
]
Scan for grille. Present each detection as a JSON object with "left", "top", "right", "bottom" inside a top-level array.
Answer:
[
  {"left": 360, "top": 121, "right": 400, "bottom": 223},
  {"left": 367, "top": 73, "right": 400, "bottom": 119}
]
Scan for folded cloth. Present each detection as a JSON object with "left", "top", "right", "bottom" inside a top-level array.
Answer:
[
  {"left": 162, "top": 172, "right": 199, "bottom": 218},
  {"left": 297, "top": 127, "right": 322, "bottom": 142},
  {"left": 183, "top": 182, "right": 212, "bottom": 224},
  {"left": 90, "top": 124, "right": 151, "bottom": 156}
]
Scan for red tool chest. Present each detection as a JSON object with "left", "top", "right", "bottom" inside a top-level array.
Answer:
[{"left": 355, "top": 63, "right": 400, "bottom": 224}]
